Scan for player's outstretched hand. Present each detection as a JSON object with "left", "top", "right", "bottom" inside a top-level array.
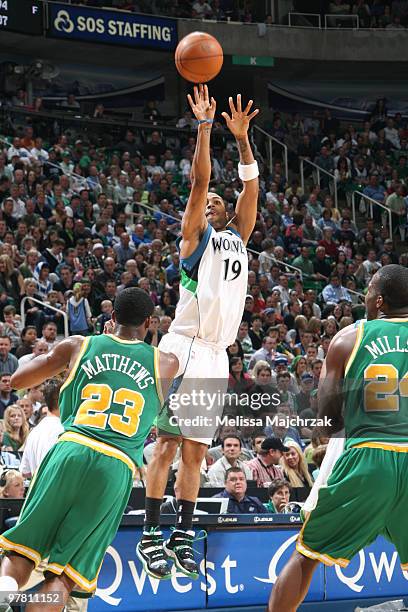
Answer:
[
  {"left": 222, "top": 95, "right": 259, "bottom": 138},
  {"left": 103, "top": 319, "right": 115, "bottom": 335},
  {"left": 187, "top": 84, "right": 216, "bottom": 122}
]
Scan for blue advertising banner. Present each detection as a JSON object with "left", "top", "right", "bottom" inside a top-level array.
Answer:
[
  {"left": 205, "top": 529, "right": 324, "bottom": 607},
  {"left": 326, "top": 536, "right": 408, "bottom": 600},
  {"left": 89, "top": 526, "right": 408, "bottom": 611},
  {"left": 91, "top": 528, "right": 205, "bottom": 611},
  {"left": 48, "top": 4, "right": 177, "bottom": 50}
]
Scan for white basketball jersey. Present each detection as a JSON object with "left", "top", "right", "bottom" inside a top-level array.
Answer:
[{"left": 169, "top": 224, "right": 248, "bottom": 348}]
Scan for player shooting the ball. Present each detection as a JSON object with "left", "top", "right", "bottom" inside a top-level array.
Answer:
[{"left": 137, "top": 84, "right": 260, "bottom": 579}]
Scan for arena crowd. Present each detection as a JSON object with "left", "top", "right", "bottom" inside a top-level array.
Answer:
[{"left": 0, "top": 85, "right": 406, "bottom": 510}]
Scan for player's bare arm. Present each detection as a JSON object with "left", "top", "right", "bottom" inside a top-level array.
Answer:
[
  {"left": 222, "top": 94, "right": 259, "bottom": 245},
  {"left": 10, "top": 335, "right": 84, "bottom": 390},
  {"left": 318, "top": 324, "right": 357, "bottom": 434},
  {"left": 180, "top": 84, "right": 216, "bottom": 259},
  {"left": 158, "top": 351, "right": 179, "bottom": 400}
]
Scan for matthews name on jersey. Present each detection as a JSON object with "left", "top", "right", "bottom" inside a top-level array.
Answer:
[
  {"left": 170, "top": 224, "right": 248, "bottom": 348},
  {"left": 59, "top": 334, "right": 163, "bottom": 467},
  {"left": 344, "top": 318, "right": 408, "bottom": 449}
]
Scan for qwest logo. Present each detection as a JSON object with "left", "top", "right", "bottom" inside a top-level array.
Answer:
[
  {"left": 254, "top": 535, "right": 408, "bottom": 593},
  {"left": 96, "top": 547, "right": 240, "bottom": 605},
  {"left": 95, "top": 537, "right": 408, "bottom": 607},
  {"left": 54, "top": 10, "right": 74, "bottom": 33}
]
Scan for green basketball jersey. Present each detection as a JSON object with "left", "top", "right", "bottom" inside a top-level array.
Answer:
[
  {"left": 59, "top": 334, "right": 163, "bottom": 466},
  {"left": 344, "top": 318, "right": 408, "bottom": 448}
]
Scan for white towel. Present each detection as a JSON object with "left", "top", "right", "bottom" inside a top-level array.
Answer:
[{"left": 303, "top": 431, "right": 345, "bottom": 514}]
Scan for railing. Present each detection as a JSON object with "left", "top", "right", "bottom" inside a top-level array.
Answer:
[
  {"left": 299, "top": 158, "right": 338, "bottom": 209},
  {"left": 252, "top": 249, "right": 303, "bottom": 277},
  {"left": 301, "top": 270, "right": 365, "bottom": 302},
  {"left": 348, "top": 287, "right": 366, "bottom": 302},
  {"left": 20, "top": 297, "right": 69, "bottom": 338},
  {"left": 324, "top": 13, "right": 359, "bottom": 28},
  {"left": 252, "top": 125, "right": 288, "bottom": 180},
  {"left": 0, "top": 135, "right": 88, "bottom": 188},
  {"left": 351, "top": 191, "right": 393, "bottom": 237},
  {"left": 288, "top": 12, "right": 321, "bottom": 28},
  {"left": 128, "top": 201, "right": 304, "bottom": 277}
]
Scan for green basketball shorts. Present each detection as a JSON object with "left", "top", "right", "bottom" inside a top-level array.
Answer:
[
  {"left": 297, "top": 445, "right": 408, "bottom": 570},
  {"left": 0, "top": 434, "right": 133, "bottom": 592}
]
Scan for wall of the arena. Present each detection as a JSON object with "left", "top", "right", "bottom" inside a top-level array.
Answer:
[{"left": 178, "top": 19, "right": 408, "bottom": 62}]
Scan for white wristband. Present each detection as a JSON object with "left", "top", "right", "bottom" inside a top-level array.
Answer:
[{"left": 238, "top": 161, "right": 259, "bottom": 182}]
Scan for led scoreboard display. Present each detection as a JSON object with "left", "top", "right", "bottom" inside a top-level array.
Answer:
[{"left": 0, "top": 0, "right": 43, "bottom": 35}]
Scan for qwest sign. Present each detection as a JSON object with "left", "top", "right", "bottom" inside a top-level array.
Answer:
[
  {"left": 48, "top": 4, "right": 177, "bottom": 50},
  {"left": 89, "top": 526, "right": 408, "bottom": 611}
]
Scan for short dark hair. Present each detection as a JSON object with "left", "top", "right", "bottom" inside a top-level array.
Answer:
[
  {"left": 42, "top": 321, "right": 57, "bottom": 330},
  {"left": 375, "top": 264, "right": 408, "bottom": 309},
  {"left": 21, "top": 326, "right": 37, "bottom": 338},
  {"left": 43, "top": 379, "right": 62, "bottom": 413},
  {"left": 3, "top": 305, "right": 16, "bottom": 316},
  {"left": 221, "top": 435, "right": 242, "bottom": 449},
  {"left": 114, "top": 287, "right": 154, "bottom": 327},
  {"left": 225, "top": 466, "right": 246, "bottom": 482},
  {"left": 251, "top": 431, "right": 265, "bottom": 442},
  {"left": 267, "top": 478, "right": 291, "bottom": 498},
  {"left": 0, "top": 372, "right": 11, "bottom": 379}
]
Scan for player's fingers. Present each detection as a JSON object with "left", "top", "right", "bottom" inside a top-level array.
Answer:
[
  {"left": 221, "top": 112, "right": 230, "bottom": 123},
  {"left": 237, "top": 94, "right": 242, "bottom": 112},
  {"left": 244, "top": 99, "right": 254, "bottom": 114},
  {"left": 248, "top": 109, "right": 260, "bottom": 121},
  {"left": 228, "top": 96, "right": 236, "bottom": 115},
  {"left": 210, "top": 97, "right": 216, "bottom": 110},
  {"left": 187, "top": 94, "right": 194, "bottom": 109},
  {"left": 193, "top": 86, "right": 198, "bottom": 104},
  {"left": 204, "top": 84, "right": 209, "bottom": 103}
]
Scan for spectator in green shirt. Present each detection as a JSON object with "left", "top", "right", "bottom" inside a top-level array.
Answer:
[
  {"left": 385, "top": 183, "right": 406, "bottom": 240},
  {"left": 292, "top": 246, "right": 315, "bottom": 278},
  {"left": 396, "top": 156, "right": 408, "bottom": 182},
  {"left": 264, "top": 478, "right": 291, "bottom": 513}
]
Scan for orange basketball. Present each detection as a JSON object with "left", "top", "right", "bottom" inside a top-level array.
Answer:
[{"left": 175, "top": 31, "right": 223, "bottom": 83}]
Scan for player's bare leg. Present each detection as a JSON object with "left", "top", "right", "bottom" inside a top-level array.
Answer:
[
  {"left": 137, "top": 436, "right": 181, "bottom": 579},
  {"left": 175, "top": 439, "right": 208, "bottom": 502},
  {"left": 164, "top": 439, "right": 208, "bottom": 578},
  {"left": 26, "top": 572, "right": 74, "bottom": 612},
  {"left": 268, "top": 551, "right": 319, "bottom": 612},
  {"left": 146, "top": 436, "right": 181, "bottom": 499},
  {"left": 0, "top": 552, "right": 33, "bottom": 588}
]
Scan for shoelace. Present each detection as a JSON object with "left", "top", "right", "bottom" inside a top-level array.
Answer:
[
  {"left": 169, "top": 528, "right": 207, "bottom": 558},
  {"left": 142, "top": 527, "right": 168, "bottom": 567}
]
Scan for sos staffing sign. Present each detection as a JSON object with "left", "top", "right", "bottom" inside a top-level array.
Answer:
[{"left": 48, "top": 3, "right": 177, "bottom": 50}]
